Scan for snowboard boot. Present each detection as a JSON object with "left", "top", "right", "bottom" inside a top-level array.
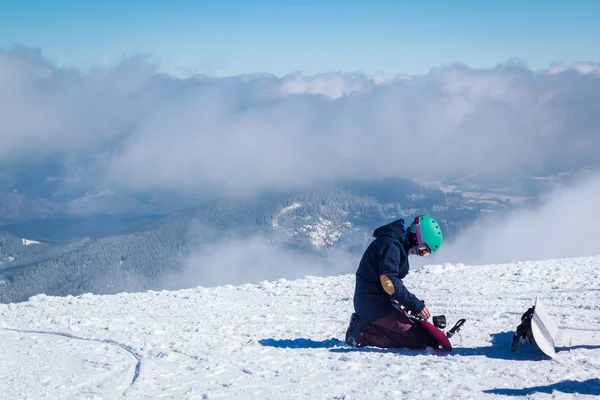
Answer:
[{"left": 345, "top": 313, "right": 364, "bottom": 347}]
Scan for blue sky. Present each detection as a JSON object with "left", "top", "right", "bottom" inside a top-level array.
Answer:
[{"left": 1, "top": 0, "right": 600, "bottom": 77}]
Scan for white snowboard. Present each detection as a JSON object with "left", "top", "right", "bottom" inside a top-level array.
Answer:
[{"left": 531, "top": 297, "right": 559, "bottom": 358}]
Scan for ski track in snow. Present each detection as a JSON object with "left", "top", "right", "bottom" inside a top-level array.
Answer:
[
  {"left": 0, "top": 327, "right": 141, "bottom": 398},
  {"left": 0, "top": 329, "right": 137, "bottom": 399},
  {"left": 1, "top": 255, "right": 600, "bottom": 399}
]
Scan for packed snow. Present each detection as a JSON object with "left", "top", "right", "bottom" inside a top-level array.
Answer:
[{"left": 1, "top": 255, "right": 600, "bottom": 399}]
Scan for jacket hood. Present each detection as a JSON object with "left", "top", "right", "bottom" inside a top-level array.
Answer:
[
  {"left": 373, "top": 219, "right": 408, "bottom": 243},
  {"left": 373, "top": 218, "right": 411, "bottom": 279}
]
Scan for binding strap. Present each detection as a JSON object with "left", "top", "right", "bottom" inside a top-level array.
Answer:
[{"left": 446, "top": 319, "right": 466, "bottom": 338}]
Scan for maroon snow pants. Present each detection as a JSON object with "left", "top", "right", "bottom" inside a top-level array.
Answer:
[{"left": 345, "top": 308, "right": 439, "bottom": 349}]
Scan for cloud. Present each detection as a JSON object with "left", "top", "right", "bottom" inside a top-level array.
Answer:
[
  {"left": 273, "top": 71, "right": 400, "bottom": 98},
  {"left": 2, "top": 48, "right": 600, "bottom": 198},
  {"left": 160, "top": 235, "right": 357, "bottom": 289},
  {"left": 435, "top": 170, "right": 600, "bottom": 266},
  {"left": 547, "top": 61, "right": 600, "bottom": 75}
]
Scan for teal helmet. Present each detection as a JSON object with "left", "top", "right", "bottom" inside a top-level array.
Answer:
[{"left": 410, "top": 215, "right": 443, "bottom": 254}]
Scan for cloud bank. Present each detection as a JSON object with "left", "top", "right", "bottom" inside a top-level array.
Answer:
[
  {"left": 160, "top": 236, "right": 357, "bottom": 289},
  {"left": 435, "top": 170, "right": 600, "bottom": 266},
  {"left": 2, "top": 48, "right": 600, "bottom": 198}
]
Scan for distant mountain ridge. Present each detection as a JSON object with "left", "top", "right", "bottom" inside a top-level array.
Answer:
[{"left": 0, "top": 177, "right": 517, "bottom": 303}]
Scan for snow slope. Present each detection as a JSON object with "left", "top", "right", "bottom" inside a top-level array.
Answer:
[{"left": 1, "top": 255, "right": 600, "bottom": 399}]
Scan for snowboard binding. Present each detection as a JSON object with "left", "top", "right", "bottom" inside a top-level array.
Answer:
[
  {"left": 408, "top": 311, "right": 447, "bottom": 329},
  {"left": 432, "top": 315, "right": 446, "bottom": 329},
  {"left": 446, "top": 319, "right": 466, "bottom": 339},
  {"left": 404, "top": 308, "right": 466, "bottom": 338},
  {"left": 509, "top": 298, "right": 559, "bottom": 357},
  {"left": 510, "top": 306, "right": 535, "bottom": 351}
]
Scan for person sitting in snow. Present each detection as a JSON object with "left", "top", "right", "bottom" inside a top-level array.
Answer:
[{"left": 345, "top": 215, "right": 443, "bottom": 349}]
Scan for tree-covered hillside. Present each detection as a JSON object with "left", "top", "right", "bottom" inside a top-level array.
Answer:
[{"left": 0, "top": 178, "right": 513, "bottom": 303}]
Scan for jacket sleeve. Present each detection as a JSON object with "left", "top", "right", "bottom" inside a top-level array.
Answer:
[{"left": 377, "top": 238, "right": 425, "bottom": 314}]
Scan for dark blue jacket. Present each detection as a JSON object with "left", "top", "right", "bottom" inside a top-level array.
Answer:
[{"left": 353, "top": 219, "right": 425, "bottom": 323}]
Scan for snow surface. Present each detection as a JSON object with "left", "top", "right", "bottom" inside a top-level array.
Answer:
[
  {"left": 21, "top": 238, "right": 41, "bottom": 246},
  {"left": 1, "top": 255, "right": 600, "bottom": 399}
]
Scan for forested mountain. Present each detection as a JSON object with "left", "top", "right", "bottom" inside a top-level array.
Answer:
[{"left": 0, "top": 177, "right": 514, "bottom": 303}]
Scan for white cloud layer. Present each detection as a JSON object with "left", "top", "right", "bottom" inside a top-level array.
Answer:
[
  {"left": 435, "top": 170, "right": 600, "bottom": 266},
  {"left": 160, "top": 236, "right": 357, "bottom": 289},
  {"left": 2, "top": 48, "right": 600, "bottom": 197}
]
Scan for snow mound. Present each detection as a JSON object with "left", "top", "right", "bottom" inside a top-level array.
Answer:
[{"left": 1, "top": 255, "right": 600, "bottom": 399}]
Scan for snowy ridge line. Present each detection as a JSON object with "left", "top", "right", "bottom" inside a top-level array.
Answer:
[{"left": 0, "top": 327, "right": 142, "bottom": 398}]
